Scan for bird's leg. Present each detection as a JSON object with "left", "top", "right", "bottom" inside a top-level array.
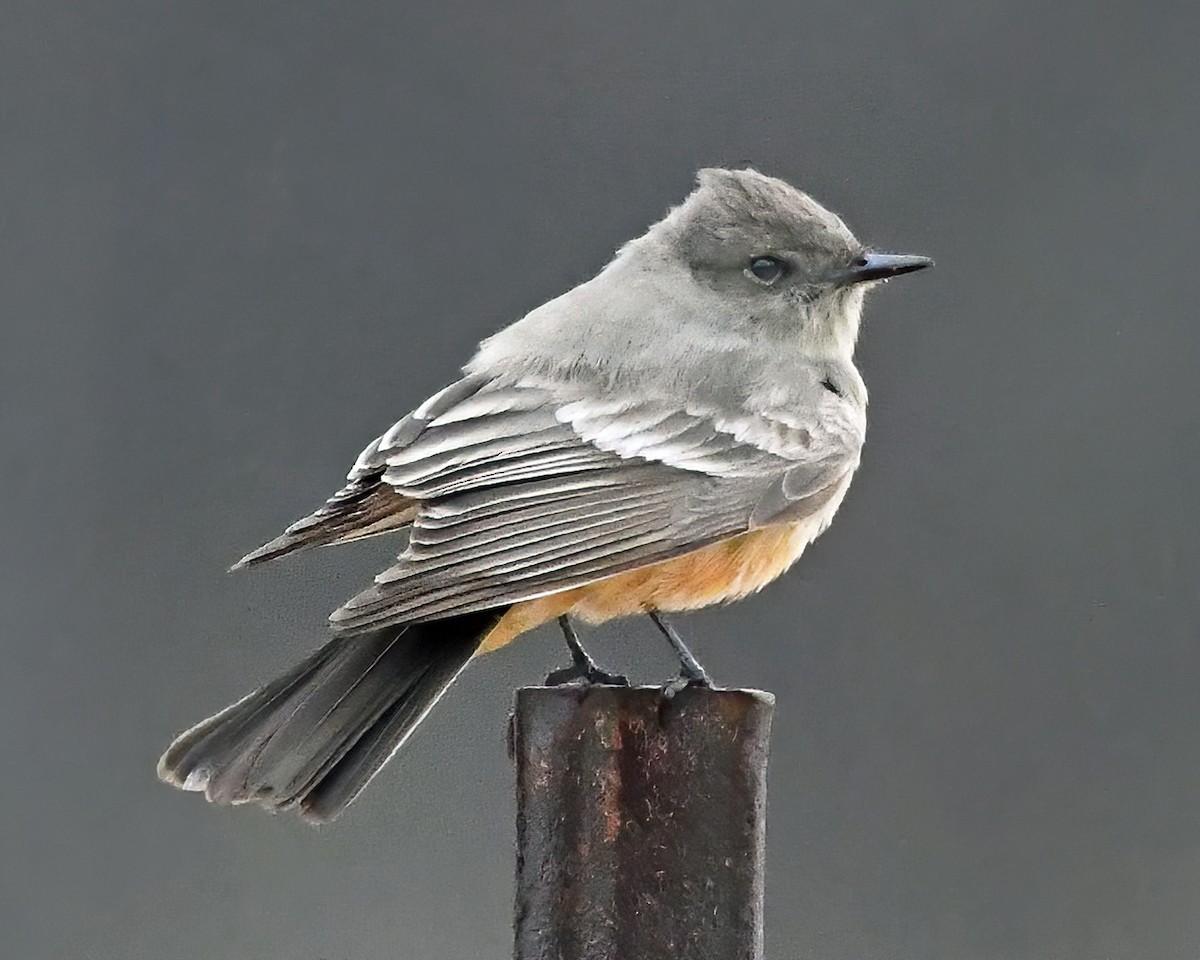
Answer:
[
  {"left": 648, "top": 610, "right": 713, "bottom": 695},
  {"left": 545, "top": 615, "right": 629, "bottom": 686}
]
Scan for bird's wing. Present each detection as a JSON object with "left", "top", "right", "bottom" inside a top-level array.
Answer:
[
  {"left": 325, "top": 373, "right": 863, "bottom": 633},
  {"left": 232, "top": 376, "right": 490, "bottom": 568}
]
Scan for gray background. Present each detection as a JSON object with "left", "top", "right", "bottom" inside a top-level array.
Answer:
[{"left": 3, "top": 1, "right": 1198, "bottom": 958}]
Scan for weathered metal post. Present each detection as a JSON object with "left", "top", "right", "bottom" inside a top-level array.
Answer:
[{"left": 511, "top": 684, "right": 774, "bottom": 960}]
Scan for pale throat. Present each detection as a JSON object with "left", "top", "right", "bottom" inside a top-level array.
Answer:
[{"left": 796, "top": 287, "right": 865, "bottom": 360}]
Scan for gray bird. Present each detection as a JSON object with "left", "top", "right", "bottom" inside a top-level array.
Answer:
[{"left": 158, "top": 168, "right": 931, "bottom": 822}]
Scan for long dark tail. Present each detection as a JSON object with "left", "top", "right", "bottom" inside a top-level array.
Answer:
[{"left": 157, "top": 610, "right": 502, "bottom": 824}]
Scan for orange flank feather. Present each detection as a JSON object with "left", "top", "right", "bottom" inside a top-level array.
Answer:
[{"left": 476, "top": 521, "right": 815, "bottom": 654}]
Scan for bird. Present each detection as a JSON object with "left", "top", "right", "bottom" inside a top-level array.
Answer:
[{"left": 158, "top": 167, "right": 931, "bottom": 823}]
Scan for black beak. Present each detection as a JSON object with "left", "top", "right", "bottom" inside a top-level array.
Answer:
[{"left": 844, "top": 251, "right": 934, "bottom": 285}]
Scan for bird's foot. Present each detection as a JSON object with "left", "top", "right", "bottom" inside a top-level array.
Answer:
[
  {"left": 548, "top": 614, "right": 629, "bottom": 685},
  {"left": 545, "top": 662, "right": 630, "bottom": 686},
  {"left": 662, "top": 666, "right": 714, "bottom": 699}
]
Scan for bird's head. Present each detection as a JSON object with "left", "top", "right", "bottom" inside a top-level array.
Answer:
[{"left": 647, "top": 168, "right": 931, "bottom": 356}]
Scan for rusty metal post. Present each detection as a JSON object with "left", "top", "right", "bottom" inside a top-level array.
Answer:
[{"left": 511, "top": 684, "right": 774, "bottom": 960}]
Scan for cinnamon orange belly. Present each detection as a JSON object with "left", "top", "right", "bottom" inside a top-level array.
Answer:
[{"left": 476, "top": 520, "right": 817, "bottom": 654}]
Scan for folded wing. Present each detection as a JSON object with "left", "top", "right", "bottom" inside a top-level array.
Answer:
[{"left": 320, "top": 374, "right": 862, "bottom": 633}]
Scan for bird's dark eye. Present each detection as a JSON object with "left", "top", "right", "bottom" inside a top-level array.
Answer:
[{"left": 748, "top": 256, "right": 787, "bottom": 284}]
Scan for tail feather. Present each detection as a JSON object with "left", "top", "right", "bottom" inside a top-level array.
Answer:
[
  {"left": 300, "top": 653, "right": 466, "bottom": 822},
  {"left": 157, "top": 610, "right": 501, "bottom": 823}
]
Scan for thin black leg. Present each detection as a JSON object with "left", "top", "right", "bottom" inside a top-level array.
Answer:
[
  {"left": 545, "top": 615, "right": 629, "bottom": 686},
  {"left": 648, "top": 610, "right": 713, "bottom": 690}
]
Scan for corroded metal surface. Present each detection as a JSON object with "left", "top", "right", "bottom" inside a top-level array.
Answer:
[{"left": 512, "top": 685, "right": 774, "bottom": 960}]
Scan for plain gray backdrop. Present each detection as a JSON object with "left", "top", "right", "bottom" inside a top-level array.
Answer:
[{"left": 3, "top": 1, "right": 1198, "bottom": 958}]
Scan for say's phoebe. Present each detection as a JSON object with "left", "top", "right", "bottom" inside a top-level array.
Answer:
[{"left": 158, "top": 168, "right": 931, "bottom": 822}]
